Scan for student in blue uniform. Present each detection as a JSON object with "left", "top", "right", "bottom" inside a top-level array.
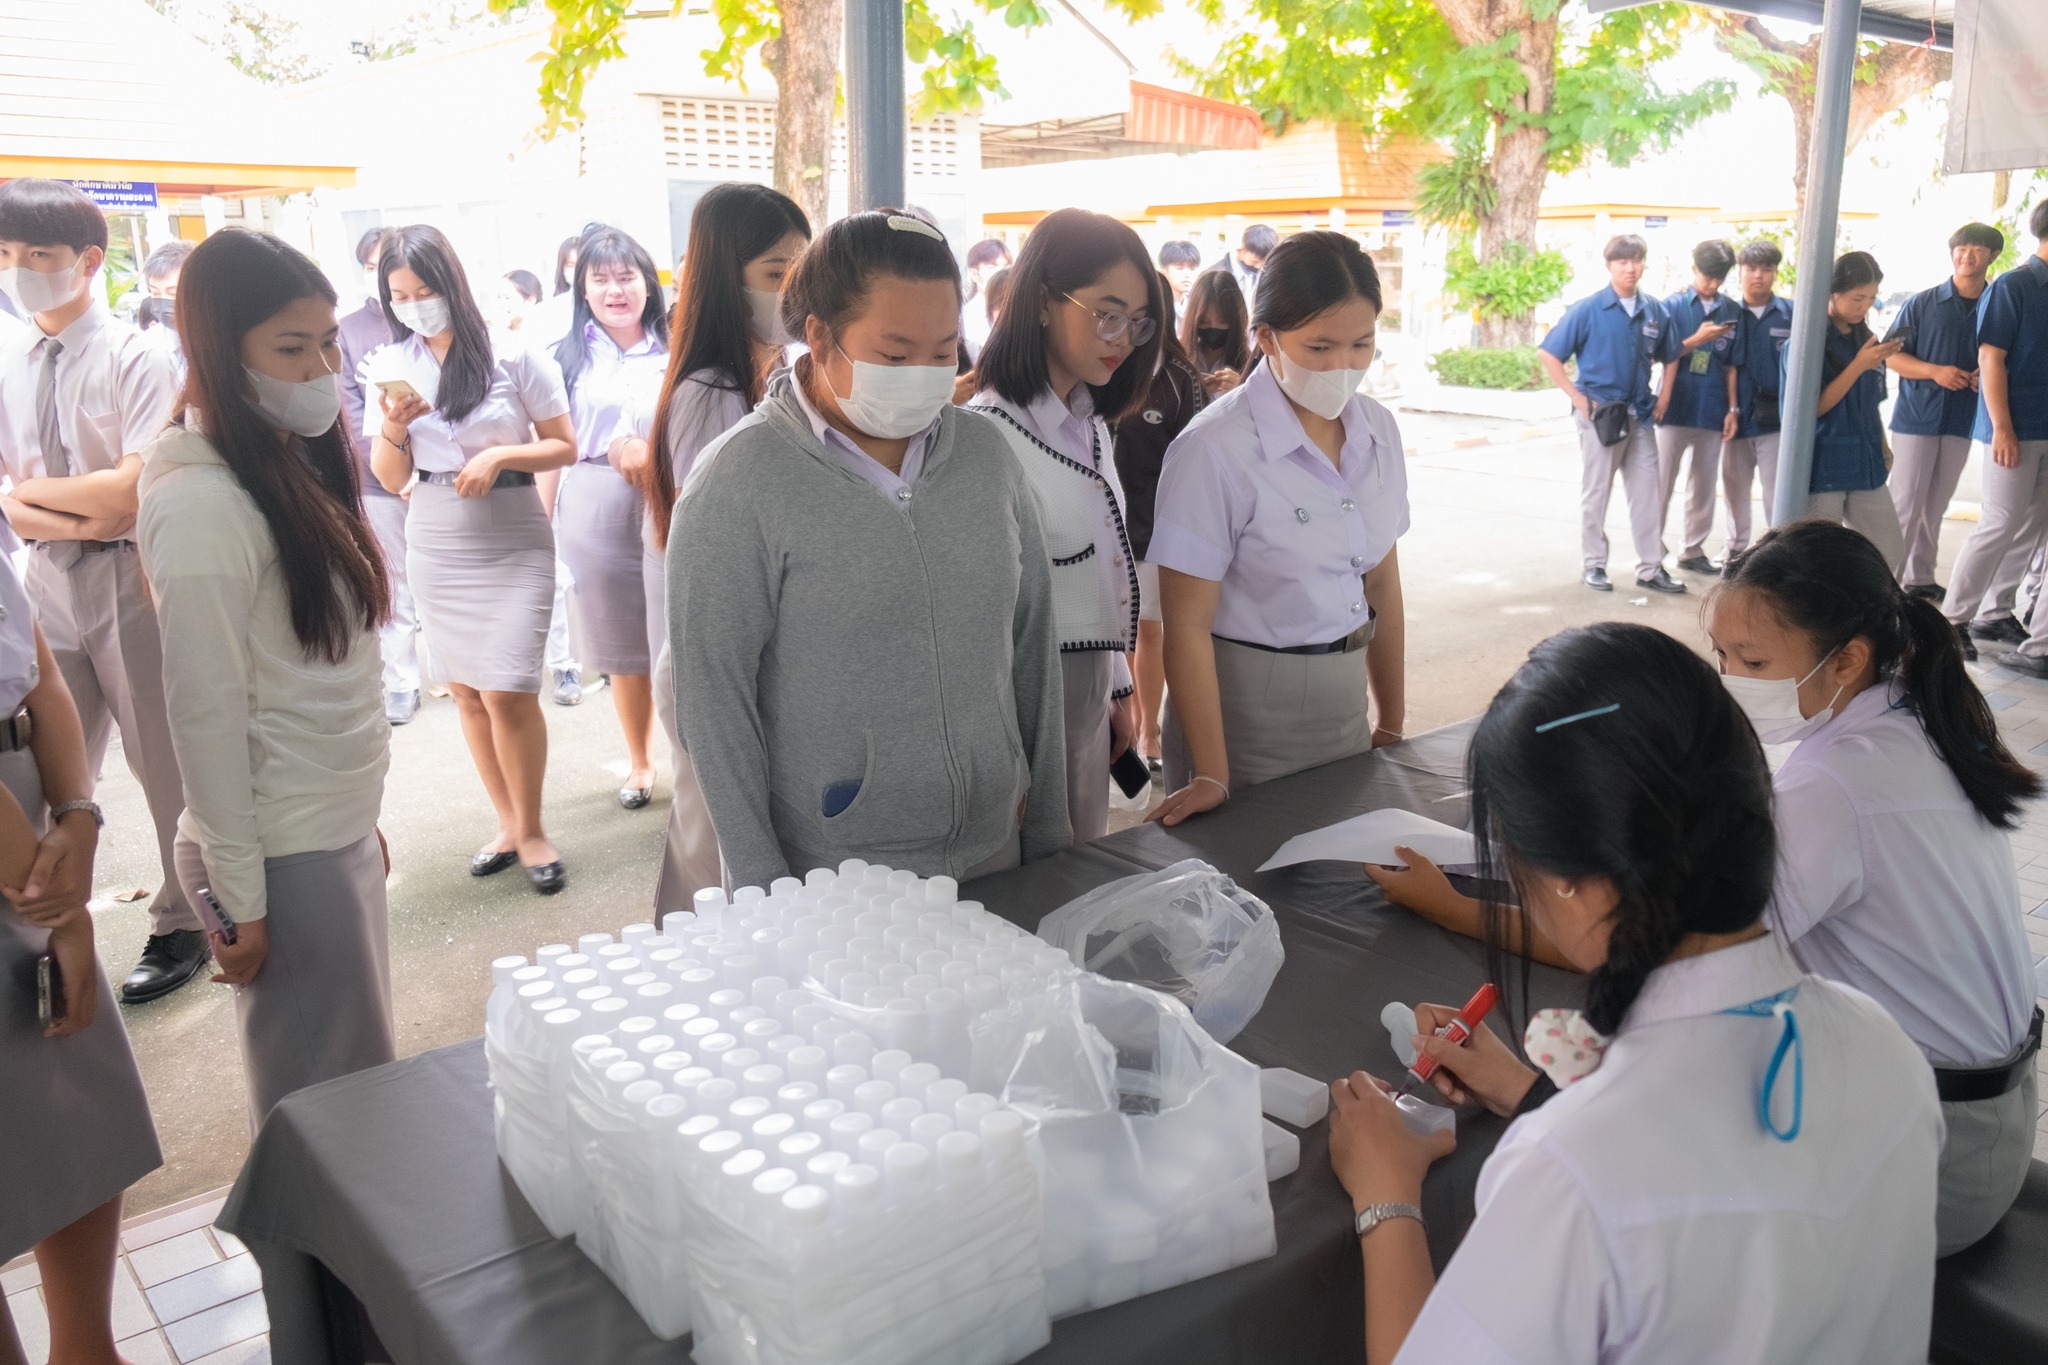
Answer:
[
  {"left": 1654, "top": 239, "right": 1741, "bottom": 575},
  {"left": 1887, "top": 222, "right": 2003, "bottom": 603},
  {"left": 1723, "top": 239, "right": 1793, "bottom": 558},
  {"left": 1787, "top": 251, "right": 1905, "bottom": 567},
  {"left": 1538, "top": 235, "right": 1723, "bottom": 596}
]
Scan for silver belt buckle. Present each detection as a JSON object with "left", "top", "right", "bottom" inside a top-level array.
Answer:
[{"left": 0, "top": 705, "right": 32, "bottom": 752}]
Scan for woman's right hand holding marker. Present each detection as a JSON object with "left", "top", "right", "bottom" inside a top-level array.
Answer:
[{"left": 1406, "top": 1000, "right": 1537, "bottom": 1117}]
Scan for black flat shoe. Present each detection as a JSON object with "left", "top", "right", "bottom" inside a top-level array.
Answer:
[
  {"left": 1583, "top": 567, "right": 1613, "bottom": 592},
  {"left": 1969, "top": 616, "right": 2027, "bottom": 645},
  {"left": 470, "top": 848, "right": 517, "bottom": 878},
  {"left": 120, "top": 929, "right": 210, "bottom": 1004},
  {"left": 619, "top": 786, "right": 652, "bottom": 810},
  {"left": 1636, "top": 568, "right": 1687, "bottom": 595},
  {"left": 1904, "top": 582, "right": 1946, "bottom": 604},
  {"left": 1676, "top": 555, "right": 1719, "bottom": 575},
  {"left": 525, "top": 860, "right": 568, "bottom": 895}
]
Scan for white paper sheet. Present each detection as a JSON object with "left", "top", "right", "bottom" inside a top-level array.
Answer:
[{"left": 1256, "top": 808, "right": 1476, "bottom": 873}]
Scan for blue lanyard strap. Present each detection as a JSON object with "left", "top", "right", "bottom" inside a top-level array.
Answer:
[{"left": 1719, "top": 985, "right": 1803, "bottom": 1142}]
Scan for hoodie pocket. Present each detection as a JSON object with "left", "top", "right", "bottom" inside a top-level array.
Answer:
[{"left": 820, "top": 729, "right": 876, "bottom": 824}]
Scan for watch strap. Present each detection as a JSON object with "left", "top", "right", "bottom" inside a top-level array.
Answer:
[
  {"left": 1354, "top": 1202, "right": 1424, "bottom": 1238},
  {"left": 49, "top": 798, "right": 104, "bottom": 828}
]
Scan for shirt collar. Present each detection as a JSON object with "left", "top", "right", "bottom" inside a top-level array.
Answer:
[
  {"left": 1621, "top": 932, "right": 1803, "bottom": 1034},
  {"left": 788, "top": 354, "right": 941, "bottom": 458},
  {"left": 1243, "top": 360, "right": 1371, "bottom": 470},
  {"left": 47, "top": 300, "right": 110, "bottom": 350},
  {"left": 1022, "top": 383, "right": 1095, "bottom": 453},
  {"left": 582, "top": 319, "right": 661, "bottom": 359},
  {"left": 2023, "top": 254, "right": 2048, "bottom": 284}
]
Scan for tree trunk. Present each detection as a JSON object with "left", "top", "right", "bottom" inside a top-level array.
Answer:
[
  {"left": 767, "top": 0, "right": 842, "bottom": 229},
  {"left": 1455, "top": 2, "right": 1557, "bottom": 349}
]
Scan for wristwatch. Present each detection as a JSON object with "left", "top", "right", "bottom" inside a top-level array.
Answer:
[
  {"left": 50, "top": 799, "right": 104, "bottom": 828},
  {"left": 1354, "top": 1202, "right": 1424, "bottom": 1239}
]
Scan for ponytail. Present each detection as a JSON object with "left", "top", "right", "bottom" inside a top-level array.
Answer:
[{"left": 1721, "top": 521, "right": 2039, "bottom": 830}]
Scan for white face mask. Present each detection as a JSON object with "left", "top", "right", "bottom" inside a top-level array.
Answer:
[
  {"left": 1268, "top": 347, "right": 1367, "bottom": 420},
  {"left": 747, "top": 287, "right": 788, "bottom": 346},
  {"left": 1721, "top": 647, "right": 1843, "bottom": 746},
  {"left": 391, "top": 296, "right": 452, "bottom": 338},
  {"left": 823, "top": 346, "right": 955, "bottom": 440},
  {"left": 0, "top": 260, "right": 86, "bottom": 316},
  {"left": 245, "top": 367, "right": 341, "bottom": 438}
]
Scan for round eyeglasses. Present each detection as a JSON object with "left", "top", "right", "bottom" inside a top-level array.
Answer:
[{"left": 1060, "top": 292, "right": 1157, "bottom": 346}]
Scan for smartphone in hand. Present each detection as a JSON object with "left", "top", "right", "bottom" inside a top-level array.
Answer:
[
  {"left": 196, "top": 885, "right": 237, "bottom": 948},
  {"left": 36, "top": 951, "right": 63, "bottom": 1028}
]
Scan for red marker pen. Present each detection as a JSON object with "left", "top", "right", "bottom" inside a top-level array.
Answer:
[{"left": 1395, "top": 982, "right": 1499, "bottom": 1100}]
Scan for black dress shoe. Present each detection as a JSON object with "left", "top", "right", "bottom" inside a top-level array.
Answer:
[
  {"left": 470, "top": 848, "right": 518, "bottom": 877},
  {"left": 1969, "top": 616, "right": 2027, "bottom": 645},
  {"left": 618, "top": 786, "right": 652, "bottom": 810},
  {"left": 1999, "top": 650, "right": 2048, "bottom": 679},
  {"left": 1583, "top": 567, "right": 1613, "bottom": 592},
  {"left": 1676, "top": 555, "right": 1719, "bottom": 575},
  {"left": 120, "top": 929, "right": 210, "bottom": 1004},
  {"left": 1956, "top": 625, "right": 1978, "bottom": 662},
  {"left": 1904, "top": 582, "right": 1947, "bottom": 604},
  {"left": 525, "top": 860, "right": 568, "bottom": 895},
  {"left": 1637, "top": 568, "right": 1688, "bottom": 595}
]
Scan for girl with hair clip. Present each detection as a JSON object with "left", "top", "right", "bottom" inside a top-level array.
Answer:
[
  {"left": 1329, "top": 622, "right": 1940, "bottom": 1365},
  {"left": 1149, "top": 231, "right": 1408, "bottom": 827},
  {"left": 136, "top": 227, "right": 398, "bottom": 1122},
  {"left": 367, "top": 224, "right": 577, "bottom": 894},
  {"left": 1714, "top": 520, "right": 2042, "bottom": 1254},
  {"left": 969, "top": 207, "right": 1162, "bottom": 842},
  {"left": 668, "top": 209, "right": 1070, "bottom": 887},
  {"left": 1181, "top": 269, "right": 1250, "bottom": 398},
  {"left": 609, "top": 182, "right": 809, "bottom": 907},
  {"left": 551, "top": 225, "right": 670, "bottom": 810}
]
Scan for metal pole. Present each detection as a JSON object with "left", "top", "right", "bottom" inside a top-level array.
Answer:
[
  {"left": 1772, "top": 0, "right": 1864, "bottom": 525},
  {"left": 845, "top": 0, "right": 907, "bottom": 212}
]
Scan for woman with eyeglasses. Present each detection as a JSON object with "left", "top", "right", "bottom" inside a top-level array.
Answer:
[
  {"left": 1149, "top": 231, "right": 1409, "bottom": 828},
  {"left": 969, "top": 208, "right": 1164, "bottom": 842}
]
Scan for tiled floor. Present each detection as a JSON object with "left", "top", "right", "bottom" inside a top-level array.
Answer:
[{"left": 1, "top": 1190, "right": 267, "bottom": 1365}]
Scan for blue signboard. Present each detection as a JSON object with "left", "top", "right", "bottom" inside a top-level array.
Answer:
[
  {"left": 67, "top": 181, "right": 158, "bottom": 211},
  {"left": 1381, "top": 210, "right": 1415, "bottom": 227},
  {"left": 1644, "top": 214, "right": 1670, "bottom": 228}
]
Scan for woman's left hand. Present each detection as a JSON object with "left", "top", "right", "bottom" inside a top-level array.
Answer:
[
  {"left": 43, "top": 914, "right": 100, "bottom": 1038},
  {"left": 1328, "top": 1070, "right": 1455, "bottom": 1210},
  {"left": 454, "top": 450, "right": 502, "bottom": 498},
  {"left": 4, "top": 812, "right": 98, "bottom": 928},
  {"left": 210, "top": 916, "right": 270, "bottom": 987},
  {"left": 1363, "top": 846, "right": 1455, "bottom": 915}
]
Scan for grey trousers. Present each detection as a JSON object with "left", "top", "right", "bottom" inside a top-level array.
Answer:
[
  {"left": 1803, "top": 488, "right": 1905, "bottom": 573},
  {"left": 1656, "top": 425, "right": 1723, "bottom": 561},
  {"left": 25, "top": 544, "right": 196, "bottom": 937},
  {"left": 1062, "top": 651, "right": 1113, "bottom": 844},
  {"left": 174, "top": 831, "right": 395, "bottom": 1130},
  {"left": 1163, "top": 637, "right": 1372, "bottom": 792},
  {"left": 1936, "top": 1050, "right": 2039, "bottom": 1256},
  {"left": 363, "top": 494, "right": 419, "bottom": 697},
  {"left": 1574, "top": 411, "right": 1664, "bottom": 577},
  {"left": 1889, "top": 433, "right": 1974, "bottom": 588},
  {"left": 1721, "top": 432, "right": 1780, "bottom": 556},
  {"left": 1945, "top": 440, "right": 2048, "bottom": 649}
]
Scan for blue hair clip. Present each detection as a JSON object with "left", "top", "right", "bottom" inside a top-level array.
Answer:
[{"left": 1534, "top": 702, "right": 1620, "bottom": 734}]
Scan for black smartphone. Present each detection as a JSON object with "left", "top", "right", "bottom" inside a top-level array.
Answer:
[
  {"left": 36, "top": 951, "right": 63, "bottom": 1028},
  {"left": 1110, "top": 746, "right": 1152, "bottom": 801},
  {"left": 1887, "top": 326, "right": 1915, "bottom": 350}
]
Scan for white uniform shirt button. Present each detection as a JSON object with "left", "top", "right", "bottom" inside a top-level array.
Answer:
[
  {"left": 1340, "top": 498, "right": 1357, "bottom": 512},
  {"left": 897, "top": 488, "right": 912, "bottom": 502},
  {"left": 1350, "top": 555, "right": 1364, "bottom": 568},
  {"left": 1352, "top": 602, "right": 1363, "bottom": 613}
]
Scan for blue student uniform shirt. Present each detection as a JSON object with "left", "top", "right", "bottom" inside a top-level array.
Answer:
[
  {"left": 1973, "top": 254, "right": 2048, "bottom": 442},
  {"left": 1733, "top": 296, "right": 1794, "bottom": 439},
  {"left": 1539, "top": 287, "right": 1670, "bottom": 421},
  {"left": 1788, "top": 323, "right": 1888, "bottom": 493},
  {"left": 1656, "top": 286, "right": 1741, "bottom": 430},
  {"left": 1886, "top": 280, "right": 1983, "bottom": 438}
]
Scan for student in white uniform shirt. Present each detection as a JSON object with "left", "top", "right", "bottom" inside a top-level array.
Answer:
[
  {"left": 611, "top": 182, "right": 810, "bottom": 909},
  {"left": 367, "top": 225, "right": 577, "bottom": 895},
  {"left": 1149, "top": 231, "right": 1407, "bottom": 827},
  {"left": 1329, "top": 622, "right": 1940, "bottom": 1365},
  {"left": 139, "top": 229, "right": 398, "bottom": 1124},
  {"left": 969, "top": 207, "right": 1159, "bottom": 842},
  {"left": 551, "top": 225, "right": 670, "bottom": 809},
  {"left": 0, "top": 178, "right": 208, "bottom": 1005},
  {"left": 1714, "top": 520, "right": 2041, "bottom": 1255}
]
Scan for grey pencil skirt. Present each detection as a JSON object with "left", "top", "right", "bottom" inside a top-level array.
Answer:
[
  {"left": 557, "top": 460, "right": 654, "bottom": 676},
  {"left": 1163, "top": 637, "right": 1373, "bottom": 792},
  {"left": 407, "top": 480, "right": 555, "bottom": 694}
]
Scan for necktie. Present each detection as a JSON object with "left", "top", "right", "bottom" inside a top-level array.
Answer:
[{"left": 35, "top": 337, "right": 82, "bottom": 570}]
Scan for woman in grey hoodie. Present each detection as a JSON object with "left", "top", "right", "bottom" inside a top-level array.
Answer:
[{"left": 668, "top": 210, "right": 1071, "bottom": 888}]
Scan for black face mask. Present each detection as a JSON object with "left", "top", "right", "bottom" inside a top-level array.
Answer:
[{"left": 1195, "top": 327, "right": 1231, "bottom": 352}]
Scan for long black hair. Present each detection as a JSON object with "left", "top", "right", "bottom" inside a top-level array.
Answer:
[
  {"left": 1469, "top": 623, "right": 1777, "bottom": 1035},
  {"left": 378, "top": 224, "right": 494, "bottom": 424},
  {"left": 173, "top": 229, "right": 390, "bottom": 662},
  {"left": 1248, "top": 230, "right": 1383, "bottom": 375},
  {"left": 1720, "top": 520, "right": 2039, "bottom": 828},
  {"left": 554, "top": 225, "right": 669, "bottom": 403},
  {"left": 646, "top": 183, "right": 810, "bottom": 548},
  {"left": 1180, "top": 270, "right": 1249, "bottom": 376},
  {"left": 552, "top": 235, "right": 580, "bottom": 296},
  {"left": 976, "top": 207, "right": 1165, "bottom": 423}
]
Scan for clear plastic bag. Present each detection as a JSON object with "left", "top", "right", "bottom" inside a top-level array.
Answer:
[
  {"left": 969, "top": 974, "right": 1275, "bottom": 1317},
  {"left": 1034, "top": 858, "right": 1283, "bottom": 1044}
]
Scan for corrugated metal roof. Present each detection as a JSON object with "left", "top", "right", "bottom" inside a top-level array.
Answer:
[
  {"left": 1590, "top": 0, "right": 1953, "bottom": 48},
  {"left": 0, "top": 0, "right": 355, "bottom": 189}
]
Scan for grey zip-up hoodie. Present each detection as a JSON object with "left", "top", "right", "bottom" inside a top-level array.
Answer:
[{"left": 668, "top": 375, "right": 1072, "bottom": 888}]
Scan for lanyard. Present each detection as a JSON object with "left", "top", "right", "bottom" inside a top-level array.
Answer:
[{"left": 1719, "top": 985, "right": 1803, "bottom": 1142}]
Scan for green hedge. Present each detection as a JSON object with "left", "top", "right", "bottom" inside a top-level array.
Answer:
[{"left": 1427, "top": 346, "right": 1547, "bottom": 391}]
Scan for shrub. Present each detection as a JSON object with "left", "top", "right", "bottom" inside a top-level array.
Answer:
[{"left": 1426, "top": 346, "right": 1547, "bottom": 391}]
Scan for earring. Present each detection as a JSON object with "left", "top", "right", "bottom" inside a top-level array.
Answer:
[{"left": 1555, "top": 883, "right": 1577, "bottom": 900}]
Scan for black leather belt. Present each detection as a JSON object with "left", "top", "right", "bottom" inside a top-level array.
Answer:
[
  {"left": 415, "top": 469, "right": 536, "bottom": 489},
  {"left": 1934, "top": 1006, "right": 2042, "bottom": 1104},
  {"left": 1216, "top": 609, "right": 1376, "bottom": 657},
  {"left": 0, "top": 705, "right": 33, "bottom": 753}
]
